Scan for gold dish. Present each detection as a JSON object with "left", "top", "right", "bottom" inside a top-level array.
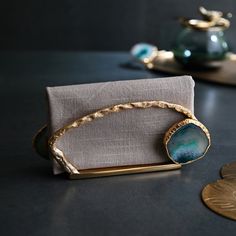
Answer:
[
  {"left": 145, "top": 51, "right": 236, "bottom": 86},
  {"left": 202, "top": 179, "right": 236, "bottom": 221},
  {"left": 202, "top": 161, "right": 236, "bottom": 220}
]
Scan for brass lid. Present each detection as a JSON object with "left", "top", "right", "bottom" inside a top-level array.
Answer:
[{"left": 179, "top": 6, "right": 231, "bottom": 31}]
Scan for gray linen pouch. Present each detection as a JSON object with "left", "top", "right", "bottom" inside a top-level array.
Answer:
[{"left": 47, "top": 76, "right": 194, "bottom": 174}]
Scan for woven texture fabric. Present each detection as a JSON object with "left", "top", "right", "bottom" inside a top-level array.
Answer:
[{"left": 47, "top": 76, "right": 195, "bottom": 174}]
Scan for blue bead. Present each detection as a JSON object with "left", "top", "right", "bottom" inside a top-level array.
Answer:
[{"left": 167, "top": 123, "right": 210, "bottom": 164}]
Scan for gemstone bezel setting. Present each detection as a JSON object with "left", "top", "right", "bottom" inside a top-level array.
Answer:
[{"left": 164, "top": 118, "right": 211, "bottom": 165}]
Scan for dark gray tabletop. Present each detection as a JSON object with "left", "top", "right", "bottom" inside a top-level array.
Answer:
[{"left": 1, "top": 52, "right": 236, "bottom": 236}]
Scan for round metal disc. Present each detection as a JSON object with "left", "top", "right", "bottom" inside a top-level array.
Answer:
[
  {"left": 221, "top": 161, "right": 236, "bottom": 179},
  {"left": 202, "top": 179, "right": 236, "bottom": 221}
]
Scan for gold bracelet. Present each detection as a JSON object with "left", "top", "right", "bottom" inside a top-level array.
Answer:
[{"left": 33, "top": 100, "right": 211, "bottom": 179}]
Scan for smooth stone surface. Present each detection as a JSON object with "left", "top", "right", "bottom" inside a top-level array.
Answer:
[{"left": 167, "top": 123, "right": 209, "bottom": 164}]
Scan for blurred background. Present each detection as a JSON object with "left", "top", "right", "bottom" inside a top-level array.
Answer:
[{"left": 1, "top": 0, "right": 235, "bottom": 51}]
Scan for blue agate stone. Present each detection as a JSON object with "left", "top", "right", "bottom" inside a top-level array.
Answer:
[
  {"left": 131, "top": 43, "right": 157, "bottom": 61},
  {"left": 167, "top": 123, "right": 210, "bottom": 164}
]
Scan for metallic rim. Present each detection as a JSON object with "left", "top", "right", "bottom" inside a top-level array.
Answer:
[{"left": 48, "top": 100, "right": 198, "bottom": 175}]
